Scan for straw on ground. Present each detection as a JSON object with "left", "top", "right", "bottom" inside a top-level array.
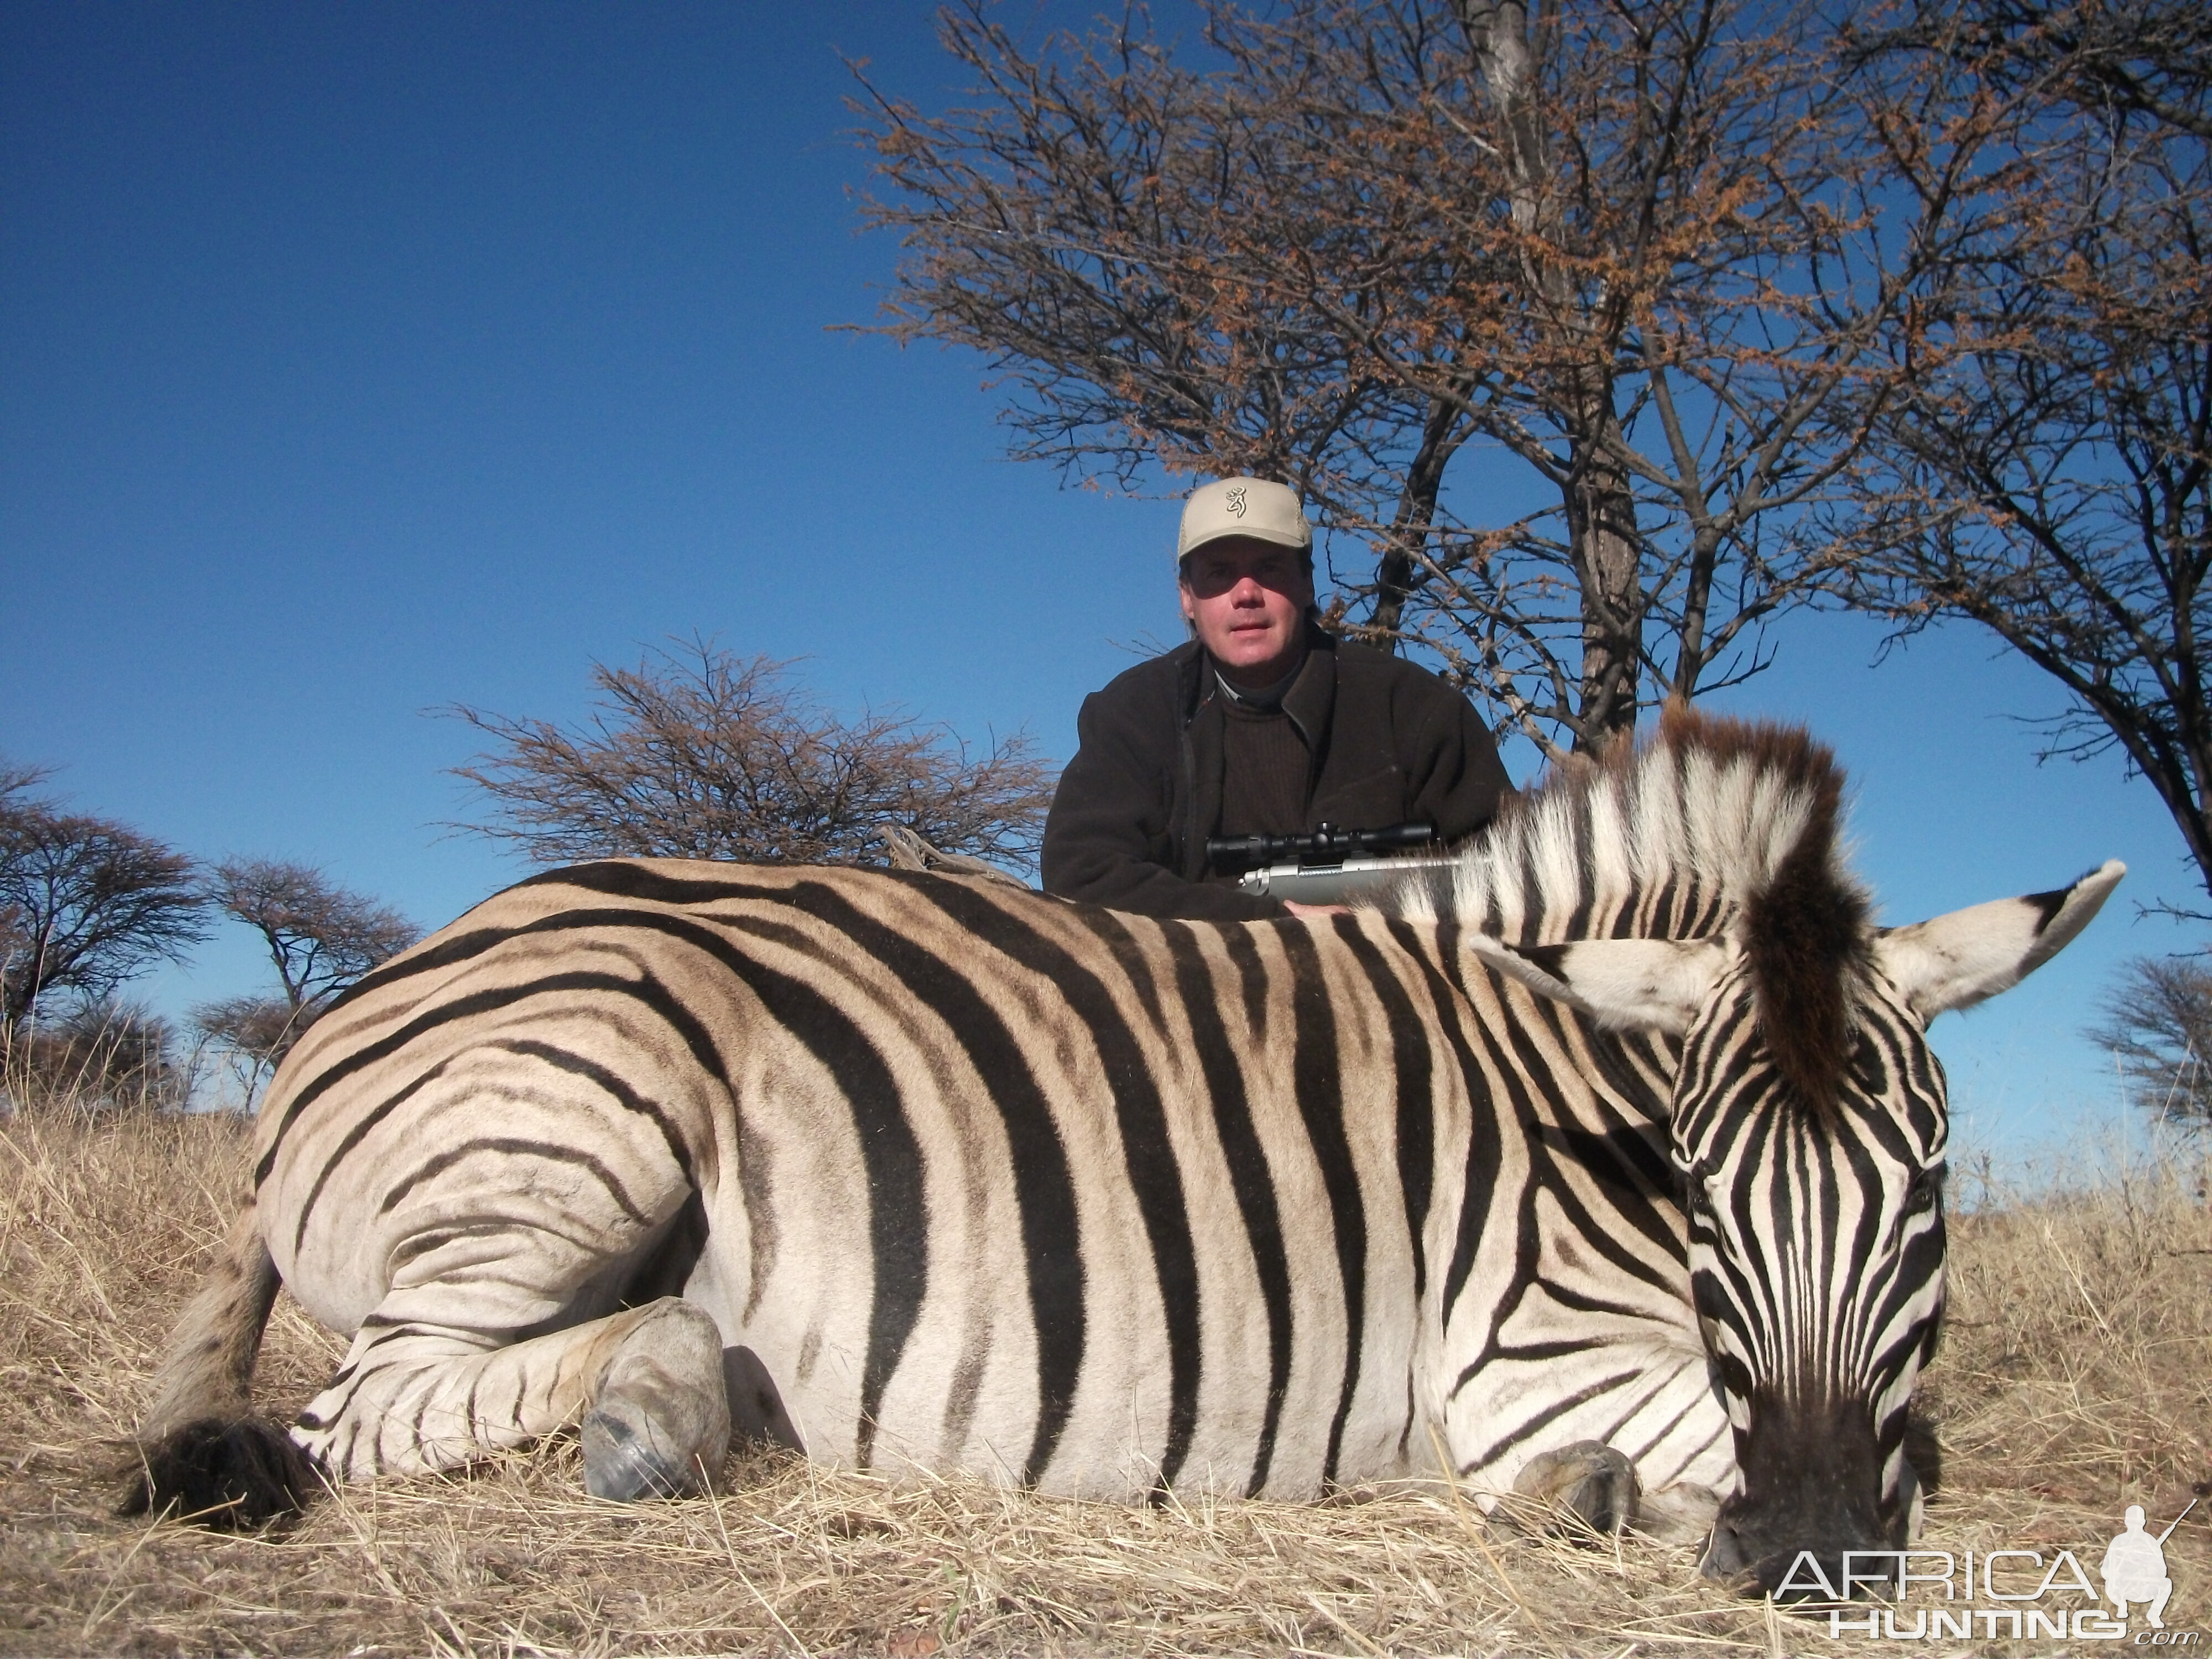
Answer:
[{"left": 2, "top": 1105, "right": 2205, "bottom": 1656}]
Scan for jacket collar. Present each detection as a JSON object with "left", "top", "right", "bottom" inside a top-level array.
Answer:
[{"left": 1177, "top": 621, "right": 1337, "bottom": 747}]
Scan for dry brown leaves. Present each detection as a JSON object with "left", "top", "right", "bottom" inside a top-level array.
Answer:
[{"left": 2, "top": 1106, "right": 2205, "bottom": 1657}]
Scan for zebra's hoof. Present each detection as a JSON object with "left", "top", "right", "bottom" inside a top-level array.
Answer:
[
  {"left": 1509, "top": 1441, "right": 1639, "bottom": 1537},
  {"left": 581, "top": 1301, "right": 731, "bottom": 1502},
  {"left": 582, "top": 1399, "right": 707, "bottom": 1500}
]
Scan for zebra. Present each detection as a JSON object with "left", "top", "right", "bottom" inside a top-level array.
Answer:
[{"left": 129, "top": 711, "right": 2120, "bottom": 1593}]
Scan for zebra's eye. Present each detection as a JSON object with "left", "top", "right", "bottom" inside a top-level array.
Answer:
[
  {"left": 1905, "top": 1163, "right": 1945, "bottom": 1211},
  {"left": 1677, "top": 1156, "right": 1718, "bottom": 1206}
]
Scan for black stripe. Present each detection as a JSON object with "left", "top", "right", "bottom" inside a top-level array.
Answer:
[
  {"left": 1493, "top": 986, "right": 1686, "bottom": 1288},
  {"left": 498, "top": 1039, "right": 698, "bottom": 1186},
  {"left": 387, "top": 1220, "right": 511, "bottom": 1269},
  {"left": 516, "top": 859, "right": 773, "bottom": 905},
  {"left": 1219, "top": 925, "right": 1270, "bottom": 1044},
  {"left": 1618, "top": 1386, "right": 1704, "bottom": 1467},
  {"left": 1281, "top": 922, "right": 1366, "bottom": 1486},
  {"left": 1439, "top": 940, "right": 1541, "bottom": 1331},
  {"left": 676, "top": 916, "right": 929, "bottom": 1469},
  {"left": 1078, "top": 908, "right": 1170, "bottom": 1036},
  {"left": 333, "top": 894, "right": 933, "bottom": 1468},
  {"left": 1159, "top": 921, "right": 1293, "bottom": 1498},
  {"left": 1458, "top": 1367, "right": 1645, "bottom": 1470},
  {"left": 943, "top": 1345, "right": 988, "bottom": 1453},
  {"left": 375, "top": 1136, "right": 653, "bottom": 1227},
  {"left": 1563, "top": 789, "right": 1597, "bottom": 942},
  {"left": 758, "top": 879, "right": 1086, "bottom": 1489},
  {"left": 911, "top": 882, "right": 1206, "bottom": 1494},
  {"left": 406, "top": 1381, "right": 440, "bottom": 1454},
  {"left": 290, "top": 1052, "right": 463, "bottom": 1252},
  {"left": 314, "top": 921, "right": 530, "bottom": 1011},
  {"left": 263, "top": 936, "right": 737, "bottom": 1186},
  {"left": 320, "top": 847, "right": 765, "bottom": 1009},
  {"left": 1392, "top": 926, "right": 1504, "bottom": 1334},
  {"left": 296, "top": 1026, "right": 705, "bottom": 1258},
  {"left": 1345, "top": 923, "right": 1432, "bottom": 1303}
]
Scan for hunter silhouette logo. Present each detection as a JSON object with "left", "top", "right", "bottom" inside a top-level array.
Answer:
[
  {"left": 1794, "top": 1498, "right": 2200, "bottom": 1642},
  {"left": 1224, "top": 485, "right": 1248, "bottom": 517},
  {"left": 2105, "top": 1502, "right": 2192, "bottom": 1629}
]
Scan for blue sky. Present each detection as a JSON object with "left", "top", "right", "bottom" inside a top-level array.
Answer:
[{"left": 1, "top": 3, "right": 2194, "bottom": 1159}]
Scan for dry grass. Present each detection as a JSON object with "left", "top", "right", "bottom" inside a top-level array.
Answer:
[{"left": 1, "top": 1105, "right": 2206, "bottom": 1657}]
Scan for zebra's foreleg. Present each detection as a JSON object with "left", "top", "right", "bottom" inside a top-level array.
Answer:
[{"left": 295, "top": 1295, "right": 729, "bottom": 1495}]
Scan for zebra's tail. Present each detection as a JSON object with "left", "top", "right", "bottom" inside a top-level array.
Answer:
[{"left": 120, "top": 1195, "right": 321, "bottom": 1529}]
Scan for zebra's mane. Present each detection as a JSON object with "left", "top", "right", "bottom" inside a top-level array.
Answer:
[{"left": 1391, "top": 706, "right": 1872, "bottom": 1102}]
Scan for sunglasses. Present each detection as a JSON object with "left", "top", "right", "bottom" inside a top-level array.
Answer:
[{"left": 1181, "top": 552, "right": 1310, "bottom": 599}]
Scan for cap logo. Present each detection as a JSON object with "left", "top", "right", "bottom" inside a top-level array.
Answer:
[{"left": 1224, "top": 486, "right": 1248, "bottom": 518}]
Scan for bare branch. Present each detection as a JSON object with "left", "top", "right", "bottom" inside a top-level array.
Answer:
[
  {"left": 446, "top": 641, "right": 1056, "bottom": 877},
  {"left": 854, "top": 0, "right": 1928, "bottom": 753},
  {"left": 205, "top": 859, "right": 417, "bottom": 1016},
  {"left": 1828, "top": 0, "right": 2212, "bottom": 904},
  {"left": 0, "top": 780, "right": 208, "bottom": 1029}
]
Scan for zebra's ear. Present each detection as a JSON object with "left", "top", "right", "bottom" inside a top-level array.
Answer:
[
  {"left": 1466, "top": 936, "right": 1734, "bottom": 1034},
  {"left": 1874, "top": 859, "right": 2126, "bottom": 1021}
]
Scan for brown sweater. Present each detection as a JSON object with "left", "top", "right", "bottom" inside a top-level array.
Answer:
[{"left": 1213, "top": 690, "right": 1310, "bottom": 886}]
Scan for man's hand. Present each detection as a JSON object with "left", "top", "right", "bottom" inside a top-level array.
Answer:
[{"left": 1284, "top": 901, "right": 1353, "bottom": 920}]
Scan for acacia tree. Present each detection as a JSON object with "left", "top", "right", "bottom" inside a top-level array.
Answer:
[
  {"left": 1830, "top": 0, "right": 2212, "bottom": 910},
  {"left": 2088, "top": 954, "right": 2212, "bottom": 1125},
  {"left": 0, "top": 763, "right": 51, "bottom": 1008},
  {"left": 855, "top": 0, "right": 1932, "bottom": 755},
  {"left": 195, "top": 859, "right": 418, "bottom": 1097},
  {"left": 0, "top": 763, "right": 209, "bottom": 1029},
  {"left": 205, "top": 858, "right": 416, "bottom": 1016},
  {"left": 446, "top": 640, "right": 1056, "bottom": 872}
]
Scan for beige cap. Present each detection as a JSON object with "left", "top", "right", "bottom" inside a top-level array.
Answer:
[{"left": 1177, "top": 477, "right": 1312, "bottom": 566}]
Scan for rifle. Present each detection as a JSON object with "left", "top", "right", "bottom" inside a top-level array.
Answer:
[
  {"left": 2155, "top": 1498, "right": 2198, "bottom": 1544},
  {"left": 1206, "top": 822, "right": 1459, "bottom": 907}
]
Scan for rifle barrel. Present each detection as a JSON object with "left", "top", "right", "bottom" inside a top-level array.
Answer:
[
  {"left": 1237, "top": 852, "right": 1460, "bottom": 906},
  {"left": 2155, "top": 1497, "right": 2198, "bottom": 1543}
]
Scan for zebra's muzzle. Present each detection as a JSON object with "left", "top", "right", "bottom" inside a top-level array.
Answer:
[{"left": 1701, "top": 1389, "right": 1904, "bottom": 1597}]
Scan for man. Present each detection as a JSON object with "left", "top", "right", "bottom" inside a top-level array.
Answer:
[{"left": 1042, "top": 476, "right": 1512, "bottom": 919}]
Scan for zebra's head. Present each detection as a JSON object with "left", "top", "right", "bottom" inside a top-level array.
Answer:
[{"left": 1430, "top": 714, "right": 2122, "bottom": 1594}]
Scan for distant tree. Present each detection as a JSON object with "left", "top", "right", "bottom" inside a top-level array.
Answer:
[
  {"left": 1830, "top": 0, "right": 2212, "bottom": 912},
  {"left": 194, "top": 859, "right": 417, "bottom": 1099},
  {"left": 445, "top": 640, "right": 1057, "bottom": 873},
  {"left": 855, "top": 0, "right": 1936, "bottom": 757},
  {"left": 2088, "top": 954, "right": 2212, "bottom": 1125},
  {"left": 3, "top": 995, "right": 195, "bottom": 1112},
  {"left": 191, "top": 993, "right": 303, "bottom": 1106},
  {"left": 0, "top": 762, "right": 55, "bottom": 1013},
  {"left": 205, "top": 857, "right": 416, "bottom": 1015},
  {"left": 0, "top": 759, "right": 55, "bottom": 807},
  {"left": 0, "top": 763, "right": 210, "bottom": 1028}
]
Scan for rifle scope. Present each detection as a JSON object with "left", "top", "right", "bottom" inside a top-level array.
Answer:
[{"left": 1205, "top": 821, "right": 1435, "bottom": 873}]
